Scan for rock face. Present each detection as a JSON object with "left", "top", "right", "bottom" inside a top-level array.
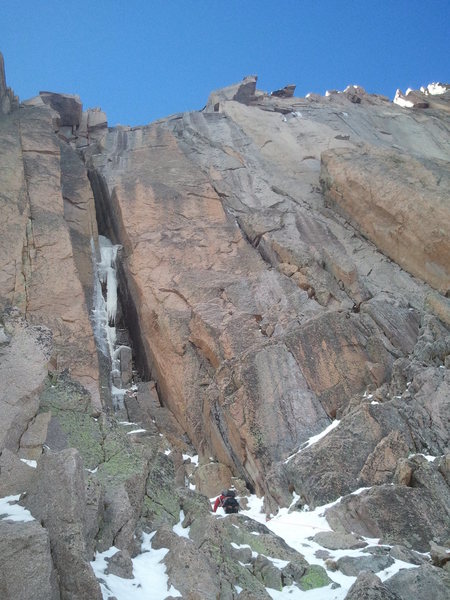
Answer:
[
  {"left": 0, "top": 87, "right": 101, "bottom": 406},
  {"left": 321, "top": 146, "right": 450, "bottom": 293},
  {"left": 0, "top": 520, "right": 60, "bottom": 600},
  {"left": 0, "top": 53, "right": 450, "bottom": 600},
  {"left": 24, "top": 449, "right": 102, "bottom": 600}
]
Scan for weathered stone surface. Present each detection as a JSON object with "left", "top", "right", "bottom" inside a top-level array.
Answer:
[
  {"left": 0, "top": 101, "right": 101, "bottom": 406},
  {"left": 0, "top": 51, "right": 18, "bottom": 114},
  {"left": 337, "top": 553, "right": 394, "bottom": 576},
  {"left": 385, "top": 564, "right": 450, "bottom": 600},
  {"left": 87, "top": 120, "right": 331, "bottom": 497},
  {"left": 19, "top": 411, "right": 51, "bottom": 459},
  {"left": 0, "top": 448, "right": 37, "bottom": 496},
  {"left": 344, "top": 571, "right": 402, "bottom": 600},
  {"left": 286, "top": 311, "right": 393, "bottom": 417},
  {"left": 326, "top": 483, "right": 450, "bottom": 552},
  {"left": 389, "top": 545, "right": 430, "bottom": 566},
  {"left": 105, "top": 549, "right": 134, "bottom": 579},
  {"left": 312, "top": 531, "right": 367, "bottom": 550},
  {"left": 271, "top": 84, "right": 296, "bottom": 98},
  {"left": 194, "top": 461, "right": 233, "bottom": 497},
  {"left": 0, "top": 520, "right": 60, "bottom": 600},
  {"left": 23, "top": 448, "right": 102, "bottom": 600},
  {"left": 2, "top": 60, "right": 450, "bottom": 595},
  {"left": 39, "top": 92, "right": 82, "bottom": 128},
  {"left": 0, "top": 309, "right": 52, "bottom": 453},
  {"left": 429, "top": 541, "right": 450, "bottom": 567},
  {"left": 321, "top": 145, "right": 450, "bottom": 293},
  {"left": 206, "top": 75, "right": 258, "bottom": 110}
]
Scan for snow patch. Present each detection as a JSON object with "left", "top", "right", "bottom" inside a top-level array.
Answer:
[
  {"left": 182, "top": 453, "right": 199, "bottom": 465},
  {"left": 173, "top": 511, "right": 190, "bottom": 539},
  {"left": 394, "top": 90, "right": 414, "bottom": 108},
  {"left": 423, "top": 82, "right": 449, "bottom": 95},
  {"left": 0, "top": 495, "right": 34, "bottom": 522},
  {"left": 284, "top": 420, "right": 340, "bottom": 463},
  {"left": 20, "top": 458, "right": 37, "bottom": 468},
  {"left": 91, "top": 532, "right": 182, "bottom": 600}
]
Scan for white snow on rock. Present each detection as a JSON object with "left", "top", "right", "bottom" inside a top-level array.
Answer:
[
  {"left": 238, "top": 490, "right": 417, "bottom": 599},
  {"left": 91, "top": 532, "right": 182, "bottom": 600},
  {"left": 182, "top": 453, "right": 199, "bottom": 465},
  {"left": 0, "top": 495, "right": 34, "bottom": 522},
  {"left": 173, "top": 511, "right": 190, "bottom": 539},
  {"left": 394, "top": 90, "right": 414, "bottom": 108},
  {"left": 421, "top": 82, "right": 449, "bottom": 95},
  {"left": 20, "top": 458, "right": 37, "bottom": 468},
  {"left": 284, "top": 420, "right": 340, "bottom": 463}
]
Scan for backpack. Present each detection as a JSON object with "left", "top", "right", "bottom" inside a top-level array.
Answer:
[{"left": 222, "top": 495, "right": 240, "bottom": 514}]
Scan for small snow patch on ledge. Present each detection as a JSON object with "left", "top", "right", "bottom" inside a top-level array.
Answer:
[
  {"left": 20, "top": 458, "right": 37, "bottom": 468},
  {"left": 284, "top": 420, "right": 340, "bottom": 463},
  {"left": 0, "top": 495, "right": 34, "bottom": 522}
]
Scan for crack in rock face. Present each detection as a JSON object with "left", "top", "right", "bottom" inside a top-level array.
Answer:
[{"left": 0, "top": 55, "right": 449, "bottom": 599}]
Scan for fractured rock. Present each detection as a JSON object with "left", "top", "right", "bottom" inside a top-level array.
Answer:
[
  {"left": 0, "top": 520, "right": 60, "bottom": 600},
  {"left": 0, "top": 310, "right": 52, "bottom": 453},
  {"left": 23, "top": 448, "right": 102, "bottom": 600},
  {"left": 325, "top": 483, "right": 450, "bottom": 552}
]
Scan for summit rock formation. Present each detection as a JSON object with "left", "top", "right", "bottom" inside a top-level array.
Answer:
[{"left": 0, "top": 55, "right": 449, "bottom": 599}]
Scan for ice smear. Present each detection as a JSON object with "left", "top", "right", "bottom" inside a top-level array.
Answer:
[
  {"left": 126, "top": 429, "right": 147, "bottom": 435},
  {"left": 284, "top": 420, "right": 340, "bottom": 463},
  {"left": 0, "top": 495, "right": 34, "bottom": 522},
  {"left": 91, "top": 532, "right": 182, "bottom": 600},
  {"left": 91, "top": 235, "right": 128, "bottom": 409}
]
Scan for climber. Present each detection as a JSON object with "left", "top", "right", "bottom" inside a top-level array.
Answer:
[{"left": 213, "top": 489, "right": 240, "bottom": 514}]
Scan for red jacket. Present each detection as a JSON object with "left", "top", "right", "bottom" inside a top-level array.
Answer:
[{"left": 213, "top": 494, "right": 226, "bottom": 512}]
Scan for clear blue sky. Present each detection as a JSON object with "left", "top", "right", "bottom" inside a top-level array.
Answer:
[{"left": 1, "top": 1, "right": 449, "bottom": 126}]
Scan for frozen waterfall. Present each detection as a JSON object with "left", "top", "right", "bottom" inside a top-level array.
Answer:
[{"left": 91, "top": 235, "right": 128, "bottom": 408}]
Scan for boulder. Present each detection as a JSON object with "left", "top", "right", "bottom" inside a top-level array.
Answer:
[
  {"left": 385, "top": 564, "right": 450, "bottom": 600},
  {"left": 206, "top": 75, "right": 258, "bottom": 111},
  {"left": 0, "top": 520, "right": 60, "bottom": 600},
  {"left": 105, "top": 549, "right": 134, "bottom": 579},
  {"left": 337, "top": 554, "right": 394, "bottom": 576},
  {"left": 271, "top": 85, "right": 296, "bottom": 98},
  {"left": 194, "top": 462, "right": 233, "bottom": 498},
  {"left": 344, "top": 571, "right": 402, "bottom": 600},
  {"left": 39, "top": 92, "right": 82, "bottom": 128},
  {"left": 312, "top": 531, "right": 367, "bottom": 550},
  {"left": 326, "top": 484, "right": 450, "bottom": 552},
  {"left": 429, "top": 541, "right": 450, "bottom": 568}
]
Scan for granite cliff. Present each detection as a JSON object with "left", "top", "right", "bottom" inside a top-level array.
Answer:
[{"left": 0, "top": 53, "right": 449, "bottom": 599}]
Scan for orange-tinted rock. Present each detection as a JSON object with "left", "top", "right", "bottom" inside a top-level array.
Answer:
[
  {"left": 0, "top": 104, "right": 101, "bottom": 406},
  {"left": 321, "top": 146, "right": 450, "bottom": 294}
]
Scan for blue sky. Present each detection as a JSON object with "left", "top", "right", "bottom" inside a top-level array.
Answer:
[{"left": 1, "top": 1, "right": 449, "bottom": 126}]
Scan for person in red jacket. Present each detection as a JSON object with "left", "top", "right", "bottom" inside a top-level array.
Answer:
[
  {"left": 213, "top": 489, "right": 240, "bottom": 513},
  {"left": 213, "top": 490, "right": 228, "bottom": 512}
]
